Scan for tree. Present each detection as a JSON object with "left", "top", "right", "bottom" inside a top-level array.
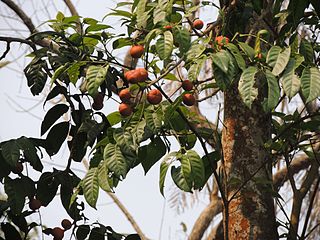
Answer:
[{"left": 0, "top": 0, "right": 320, "bottom": 239}]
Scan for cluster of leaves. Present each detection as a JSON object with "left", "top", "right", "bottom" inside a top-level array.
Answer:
[{"left": 1, "top": 0, "right": 320, "bottom": 238}]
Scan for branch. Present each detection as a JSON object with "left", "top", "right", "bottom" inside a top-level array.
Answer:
[
  {"left": 63, "top": 0, "right": 79, "bottom": 16},
  {"left": 0, "top": 36, "right": 36, "bottom": 60}
]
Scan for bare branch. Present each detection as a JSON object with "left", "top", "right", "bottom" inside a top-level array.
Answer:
[{"left": 63, "top": 0, "right": 79, "bottom": 16}]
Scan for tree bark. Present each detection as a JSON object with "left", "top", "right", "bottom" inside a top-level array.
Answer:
[{"left": 221, "top": 82, "right": 278, "bottom": 239}]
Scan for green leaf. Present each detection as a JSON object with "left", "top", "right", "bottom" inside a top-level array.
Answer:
[
  {"left": 85, "top": 24, "right": 112, "bottom": 33},
  {"left": 145, "top": 29, "right": 162, "bottom": 48},
  {"left": 144, "top": 109, "right": 163, "bottom": 133},
  {"left": 51, "top": 64, "right": 69, "bottom": 85},
  {"left": 86, "top": 65, "right": 109, "bottom": 97},
  {"left": 238, "top": 42, "right": 255, "bottom": 60},
  {"left": 67, "top": 62, "right": 86, "bottom": 85},
  {"left": 1, "top": 140, "right": 20, "bottom": 167},
  {"left": 264, "top": 70, "right": 280, "bottom": 110},
  {"left": 1, "top": 223, "right": 22, "bottom": 240},
  {"left": 104, "top": 143, "right": 128, "bottom": 178},
  {"left": 159, "top": 152, "right": 177, "bottom": 195},
  {"left": 45, "top": 122, "right": 69, "bottom": 156},
  {"left": 180, "top": 155, "right": 192, "bottom": 188},
  {"left": 266, "top": 46, "right": 282, "bottom": 68},
  {"left": 4, "top": 177, "right": 26, "bottom": 214},
  {"left": 41, "top": 104, "right": 69, "bottom": 135},
  {"left": 17, "top": 137, "right": 43, "bottom": 171},
  {"left": 280, "top": 58, "right": 300, "bottom": 99},
  {"left": 36, "top": 172, "right": 60, "bottom": 206},
  {"left": 225, "top": 43, "right": 246, "bottom": 70},
  {"left": 301, "top": 67, "right": 320, "bottom": 103},
  {"left": 156, "top": 31, "right": 174, "bottom": 60},
  {"left": 187, "top": 57, "right": 206, "bottom": 81},
  {"left": 212, "top": 50, "right": 230, "bottom": 73},
  {"left": 82, "top": 167, "right": 99, "bottom": 208},
  {"left": 238, "top": 66, "right": 258, "bottom": 108},
  {"left": 272, "top": 47, "right": 291, "bottom": 76},
  {"left": 136, "top": 0, "right": 149, "bottom": 28},
  {"left": 187, "top": 150, "right": 205, "bottom": 189},
  {"left": 140, "top": 137, "right": 167, "bottom": 174},
  {"left": 76, "top": 225, "right": 90, "bottom": 240},
  {"left": 97, "top": 160, "right": 112, "bottom": 192},
  {"left": 174, "top": 27, "right": 191, "bottom": 53},
  {"left": 186, "top": 43, "right": 206, "bottom": 62},
  {"left": 300, "top": 39, "right": 314, "bottom": 64},
  {"left": 171, "top": 166, "right": 192, "bottom": 192},
  {"left": 106, "top": 111, "right": 122, "bottom": 126}
]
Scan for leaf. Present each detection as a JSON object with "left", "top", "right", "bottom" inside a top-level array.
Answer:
[
  {"left": 174, "top": 27, "right": 191, "bottom": 53},
  {"left": 180, "top": 155, "right": 192, "bottom": 188},
  {"left": 41, "top": 104, "right": 69, "bottom": 135},
  {"left": 225, "top": 43, "right": 246, "bottom": 70},
  {"left": 280, "top": 58, "right": 301, "bottom": 99},
  {"left": 238, "top": 42, "right": 255, "bottom": 60},
  {"left": 104, "top": 143, "right": 128, "bottom": 178},
  {"left": 300, "top": 39, "right": 314, "bottom": 64},
  {"left": 36, "top": 172, "right": 60, "bottom": 206},
  {"left": 136, "top": 0, "right": 149, "bottom": 28},
  {"left": 159, "top": 152, "right": 177, "bottom": 195},
  {"left": 301, "top": 67, "right": 320, "bottom": 103},
  {"left": 238, "top": 66, "right": 258, "bottom": 108},
  {"left": 86, "top": 65, "right": 109, "bottom": 97},
  {"left": 145, "top": 29, "right": 162, "bottom": 48},
  {"left": 264, "top": 70, "right": 280, "bottom": 110},
  {"left": 156, "top": 31, "right": 174, "bottom": 60},
  {"left": 45, "top": 122, "right": 70, "bottom": 156},
  {"left": 76, "top": 225, "right": 91, "bottom": 240},
  {"left": 171, "top": 166, "right": 192, "bottom": 192},
  {"left": 211, "top": 50, "right": 230, "bottom": 73},
  {"left": 51, "top": 64, "right": 69, "bottom": 84},
  {"left": 86, "top": 24, "right": 112, "bottom": 33},
  {"left": 24, "top": 59, "right": 47, "bottom": 95},
  {"left": 4, "top": 177, "right": 26, "bottom": 214},
  {"left": 67, "top": 62, "right": 86, "bottom": 85},
  {"left": 17, "top": 137, "right": 43, "bottom": 171},
  {"left": 187, "top": 57, "right": 206, "bottom": 81},
  {"left": 82, "top": 167, "right": 99, "bottom": 208},
  {"left": 272, "top": 47, "right": 291, "bottom": 76},
  {"left": 144, "top": 110, "right": 163, "bottom": 133},
  {"left": 106, "top": 111, "right": 122, "bottom": 126},
  {"left": 98, "top": 160, "right": 112, "bottom": 192},
  {"left": 266, "top": 46, "right": 282, "bottom": 68},
  {"left": 1, "top": 140, "right": 20, "bottom": 167},
  {"left": 186, "top": 43, "right": 206, "bottom": 62},
  {"left": 1, "top": 223, "right": 22, "bottom": 240},
  {"left": 187, "top": 150, "right": 205, "bottom": 189}
]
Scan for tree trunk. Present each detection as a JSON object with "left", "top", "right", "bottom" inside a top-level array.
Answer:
[{"left": 221, "top": 82, "right": 278, "bottom": 239}]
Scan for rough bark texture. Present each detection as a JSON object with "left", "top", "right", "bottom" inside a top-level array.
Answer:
[{"left": 221, "top": 82, "right": 278, "bottom": 239}]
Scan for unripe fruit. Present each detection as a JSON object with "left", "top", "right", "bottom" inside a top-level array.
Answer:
[
  {"left": 12, "top": 162, "right": 23, "bottom": 174},
  {"left": 119, "top": 103, "right": 133, "bottom": 117},
  {"left": 129, "top": 45, "right": 144, "bottom": 58},
  {"left": 182, "top": 93, "right": 196, "bottom": 106},
  {"left": 29, "top": 198, "right": 42, "bottom": 211},
  {"left": 215, "top": 36, "right": 229, "bottom": 46},
  {"left": 147, "top": 89, "right": 162, "bottom": 105},
  {"left": 181, "top": 80, "right": 194, "bottom": 91},
  {"left": 52, "top": 227, "right": 64, "bottom": 240},
  {"left": 193, "top": 19, "right": 204, "bottom": 30},
  {"left": 61, "top": 219, "right": 72, "bottom": 230},
  {"left": 119, "top": 89, "right": 131, "bottom": 103}
]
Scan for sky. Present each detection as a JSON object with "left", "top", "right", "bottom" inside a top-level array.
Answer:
[{"left": 0, "top": 1, "right": 220, "bottom": 239}]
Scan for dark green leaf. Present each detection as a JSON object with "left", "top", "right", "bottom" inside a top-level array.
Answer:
[
  {"left": 36, "top": 172, "right": 60, "bottom": 206},
  {"left": 45, "top": 122, "right": 70, "bottom": 156},
  {"left": 171, "top": 166, "right": 192, "bottom": 192},
  {"left": 76, "top": 225, "right": 91, "bottom": 240},
  {"left": 1, "top": 223, "right": 22, "bottom": 240},
  {"left": 41, "top": 104, "right": 69, "bottom": 135},
  {"left": 1, "top": 140, "right": 20, "bottom": 167}
]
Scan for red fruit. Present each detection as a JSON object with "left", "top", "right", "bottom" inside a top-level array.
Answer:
[
  {"left": 129, "top": 45, "right": 144, "bottom": 58},
  {"left": 193, "top": 19, "right": 204, "bottom": 30},
  {"left": 164, "top": 25, "right": 172, "bottom": 30},
  {"left": 119, "top": 89, "right": 131, "bottom": 103},
  {"left": 29, "top": 198, "right": 42, "bottom": 211},
  {"left": 119, "top": 103, "right": 133, "bottom": 117},
  {"left": 182, "top": 93, "right": 196, "bottom": 106},
  {"left": 52, "top": 227, "right": 64, "bottom": 240},
  {"left": 147, "top": 89, "right": 162, "bottom": 105},
  {"left": 125, "top": 70, "right": 139, "bottom": 83},
  {"left": 181, "top": 80, "right": 194, "bottom": 91},
  {"left": 215, "top": 36, "right": 229, "bottom": 46},
  {"left": 136, "top": 68, "right": 148, "bottom": 82},
  {"left": 61, "top": 219, "right": 72, "bottom": 230},
  {"left": 12, "top": 162, "right": 23, "bottom": 174}
]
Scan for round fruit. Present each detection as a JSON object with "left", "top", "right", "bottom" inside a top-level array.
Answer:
[
  {"left": 119, "top": 103, "right": 133, "bottom": 117},
  {"left": 164, "top": 25, "right": 172, "bottom": 30},
  {"left": 215, "top": 36, "right": 229, "bottom": 46},
  {"left": 125, "top": 70, "right": 139, "bottom": 84},
  {"left": 52, "top": 227, "right": 64, "bottom": 240},
  {"left": 181, "top": 80, "right": 193, "bottom": 91},
  {"left": 129, "top": 45, "right": 144, "bottom": 58},
  {"left": 119, "top": 89, "right": 131, "bottom": 103},
  {"left": 182, "top": 93, "right": 196, "bottom": 106},
  {"left": 147, "top": 89, "right": 162, "bottom": 105},
  {"left": 92, "top": 102, "right": 104, "bottom": 110},
  {"left": 193, "top": 19, "right": 204, "bottom": 30},
  {"left": 29, "top": 198, "right": 42, "bottom": 211},
  {"left": 61, "top": 219, "right": 72, "bottom": 230},
  {"left": 12, "top": 162, "right": 23, "bottom": 174},
  {"left": 136, "top": 68, "right": 148, "bottom": 82}
]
